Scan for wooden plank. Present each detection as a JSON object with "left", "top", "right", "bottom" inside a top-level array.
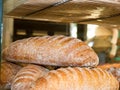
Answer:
[
  {"left": 3, "top": 0, "right": 26, "bottom": 14},
  {"left": 2, "top": 18, "right": 14, "bottom": 49},
  {"left": 7, "top": 0, "right": 62, "bottom": 16},
  {"left": 26, "top": 0, "right": 120, "bottom": 24},
  {"left": 6, "top": 0, "right": 120, "bottom": 25}
]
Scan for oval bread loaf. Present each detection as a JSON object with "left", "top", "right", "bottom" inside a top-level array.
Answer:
[
  {"left": 11, "top": 64, "right": 49, "bottom": 90},
  {"left": 2, "top": 35, "right": 99, "bottom": 66},
  {"left": 31, "top": 67, "right": 119, "bottom": 90},
  {"left": 0, "top": 62, "right": 22, "bottom": 89},
  {"left": 12, "top": 67, "right": 119, "bottom": 90}
]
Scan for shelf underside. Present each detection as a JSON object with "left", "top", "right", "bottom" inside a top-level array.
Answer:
[{"left": 6, "top": 0, "right": 120, "bottom": 25}]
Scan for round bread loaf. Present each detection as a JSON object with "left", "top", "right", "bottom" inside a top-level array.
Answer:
[{"left": 2, "top": 35, "right": 99, "bottom": 66}]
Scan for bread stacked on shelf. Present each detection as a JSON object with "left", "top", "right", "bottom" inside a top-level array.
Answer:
[
  {"left": 12, "top": 65, "right": 118, "bottom": 90},
  {"left": 1, "top": 35, "right": 119, "bottom": 90},
  {"left": 2, "top": 35, "right": 99, "bottom": 67}
]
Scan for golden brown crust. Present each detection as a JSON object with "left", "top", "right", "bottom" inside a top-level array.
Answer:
[
  {"left": 97, "top": 63, "right": 120, "bottom": 85},
  {"left": 0, "top": 61, "right": 22, "bottom": 89},
  {"left": 2, "top": 35, "right": 99, "bottom": 67},
  {"left": 31, "top": 67, "right": 119, "bottom": 90},
  {"left": 11, "top": 64, "right": 49, "bottom": 90},
  {"left": 97, "top": 63, "right": 120, "bottom": 69}
]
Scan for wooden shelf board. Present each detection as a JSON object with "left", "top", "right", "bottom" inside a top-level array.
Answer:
[{"left": 6, "top": 0, "right": 120, "bottom": 25}]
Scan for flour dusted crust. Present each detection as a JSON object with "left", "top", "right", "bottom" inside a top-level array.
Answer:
[
  {"left": 11, "top": 64, "right": 49, "bottom": 90},
  {"left": 0, "top": 62, "right": 22, "bottom": 89},
  {"left": 2, "top": 35, "right": 99, "bottom": 66},
  {"left": 32, "top": 67, "right": 119, "bottom": 90}
]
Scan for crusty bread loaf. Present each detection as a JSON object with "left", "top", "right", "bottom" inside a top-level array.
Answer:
[
  {"left": 31, "top": 67, "right": 119, "bottom": 90},
  {"left": 2, "top": 35, "right": 99, "bottom": 67},
  {"left": 11, "top": 64, "right": 49, "bottom": 90},
  {"left": 0, "top": 62, "right": 22, "bottom": 89},
  {"left": 97, "top": 63, "right": 120, "bottom": 85}
]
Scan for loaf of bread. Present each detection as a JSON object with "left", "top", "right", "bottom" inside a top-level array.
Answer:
[
  {"left": 0, "top": 62, "right": 22, "bottom": 89},
  {"left": 32, "top": 67, "right": 119, "bottom": 90},
  {"left": 11, "top": 64, "right": 49, "bottom": 90},
  {"left": 12, "top": 67, "right": 119, "bottom": 90},
  {"left": 2, "top": 35, "right": 99, "bottom": 66},
  {"left": 97, "top": 63, "right": 120, "bottom": 85}
]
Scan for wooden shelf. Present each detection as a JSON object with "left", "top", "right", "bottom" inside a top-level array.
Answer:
[{"left": 5, "top": 0, "right": 120, "bottom": 25}]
